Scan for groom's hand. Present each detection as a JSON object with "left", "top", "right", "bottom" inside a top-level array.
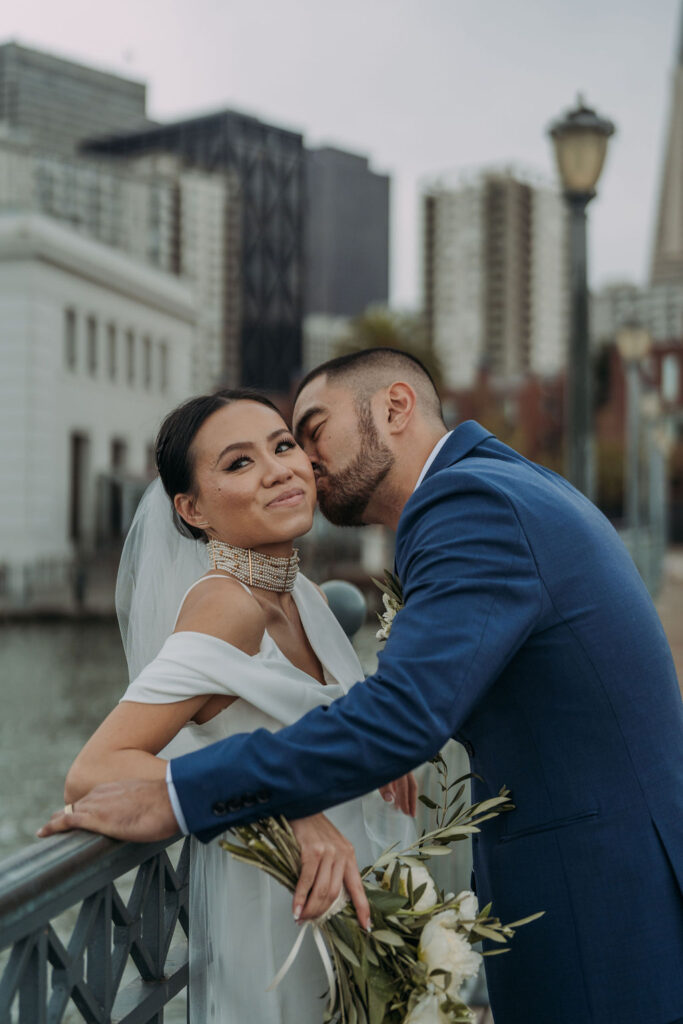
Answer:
[
  {"left": 291, "top": 813, "right": 371, "bottom": 931},
  {"left": 37, "top": 779, "right": 180, "bottom": 842}
]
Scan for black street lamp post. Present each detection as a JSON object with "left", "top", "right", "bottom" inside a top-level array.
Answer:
[{"left": 548, "top": 98, "right": 615, "bottom": 499}]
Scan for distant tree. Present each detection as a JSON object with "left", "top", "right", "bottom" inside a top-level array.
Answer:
[{"left": 334, "top": 307, "right": 443, "bottom": 389}]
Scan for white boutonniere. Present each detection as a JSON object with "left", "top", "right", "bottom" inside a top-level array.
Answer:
[{"left": 372, "top": 569, "right": 404, "bottom": 641}]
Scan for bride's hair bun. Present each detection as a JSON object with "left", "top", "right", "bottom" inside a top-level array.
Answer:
[{"left": 155, "top": 388, "right": 282, "bottom": 541}]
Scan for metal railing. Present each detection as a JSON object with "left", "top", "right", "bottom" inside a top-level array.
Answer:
[{"left": 0, "top": 831, "right": 190, "bottom": 1023}]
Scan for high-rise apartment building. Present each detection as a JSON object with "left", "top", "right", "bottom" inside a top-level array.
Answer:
[
  {"left": 0, "top": 135, "right": 241, "bottom": 391},
  {"left": 422, "top": 168, "right": 568, "bottom": 389},
  {"left": 83, "top": 110, "right": 305, "bottom": 393},
  {"left": 305, "top": 147, "right": 389, "bottom": 316},
  {"left": 0, "top": 42, "right": 149, "bottom": 154}
]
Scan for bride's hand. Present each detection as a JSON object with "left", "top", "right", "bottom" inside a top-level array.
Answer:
[
  {"left": 378, "top": 771, "right": 418, "bottom": 816},
  {"left": 290, "top": 813, "right": 371, "bottom": 930}
]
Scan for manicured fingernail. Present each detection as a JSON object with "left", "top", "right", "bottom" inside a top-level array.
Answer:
[
  {"left": 382, "top": 793, "right": 394, "bottom": 803},
  {"left": 365, "top": 921, "right": 372, "bottom": 933},
  {"left": 293, "top": 905, "right": 302, "bottom": 921},
  {"left": 36, "top": 829, "right": 44, "bottom": 837}
]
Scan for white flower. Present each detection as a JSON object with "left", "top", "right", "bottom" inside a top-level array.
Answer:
[
  {"left": 381, "top": 859, "right": 438, "bottom": 912},
  {"left": 376, "top": 590, "right": 402, "bottom": 640},
  {"left": 402, "top": 991, "right": 450, "bottom": 1024},
  {"left": 455, "top": 890, "right": 479, "bottom": 930},
  {"left": 418, "top": 911, "right": 482, "bottom": 998}
]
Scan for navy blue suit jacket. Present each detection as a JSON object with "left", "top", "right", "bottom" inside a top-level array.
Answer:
[{"left": 172, "top": 422, "right": 683, "bottom": 1024}]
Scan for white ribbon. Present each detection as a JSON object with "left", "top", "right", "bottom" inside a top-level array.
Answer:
[{"left": 267, "top": 888, "right": 349, "bottom": 1012}]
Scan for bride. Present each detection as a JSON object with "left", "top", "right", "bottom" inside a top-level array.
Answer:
[{"left": 63, "top": 388, "right": 417, "bottom": 1023}]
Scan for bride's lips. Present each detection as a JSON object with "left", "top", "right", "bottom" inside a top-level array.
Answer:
[{"left": 266, "top": 488, "right": 306, "bottom": 508}]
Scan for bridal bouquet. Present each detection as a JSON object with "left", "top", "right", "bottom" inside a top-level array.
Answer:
[{"left": 220, "top": 754, "right": 543, "bottom": 1024}]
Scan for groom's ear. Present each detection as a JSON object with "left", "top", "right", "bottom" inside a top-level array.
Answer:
[{"left": 384, "top": 382, "right": 417, "bottom": 435}]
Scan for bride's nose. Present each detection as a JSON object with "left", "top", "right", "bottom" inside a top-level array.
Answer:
[{"left": 261, "top": 455, "right": 293, "bottom": 487}]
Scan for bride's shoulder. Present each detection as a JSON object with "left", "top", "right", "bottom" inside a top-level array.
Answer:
[{"left": 173, "top": 574, "right": 265, "bottom": 655}]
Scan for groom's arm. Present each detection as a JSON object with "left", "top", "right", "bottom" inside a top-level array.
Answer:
[{"left": 172, "top": 473, "right": 544, "bottom": 842}]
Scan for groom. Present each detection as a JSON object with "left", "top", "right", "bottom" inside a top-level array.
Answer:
[{"left": 42, "top": 349, "right": 683, "bottom": 1023}]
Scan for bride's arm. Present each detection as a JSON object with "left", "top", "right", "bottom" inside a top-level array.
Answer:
[
  {"left": 64, "top": 696, "right": 210, "bottom": 802},
  {"left": 65, "top": 577, "right": 266, "bottom": 803}
]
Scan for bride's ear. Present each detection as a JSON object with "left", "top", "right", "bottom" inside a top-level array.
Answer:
[{"left": 174, "top": 493, "right": 210, "bottom": 530}]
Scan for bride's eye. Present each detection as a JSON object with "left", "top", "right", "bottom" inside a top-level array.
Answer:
[
  {"left": 226, "top": 454, "right": 251, "bottom": 471},
  {"left": 275, "top": 439, "right": 296, "bottom": 453}
]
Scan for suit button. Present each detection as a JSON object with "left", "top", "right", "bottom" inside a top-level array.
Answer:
[
  {"left": 242, "top": 794, "right": 256, "bottom": 808},
  {"left": 463, "top": 740, "right": 475, "bottom": 758},
  {"left": 212, "top": 801, "right": 228, "bottom": 816},
  {"left": 227, "top": 799, "right": 242, "bottom": 812},
  {"left": 256, "top": 791, "right": 270, "bottom": 804}
]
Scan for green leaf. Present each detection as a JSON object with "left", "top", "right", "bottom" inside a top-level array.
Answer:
[
  {"left": 471, "top": 924, "right": 509, "bottom": 943},
  {"left": 505, "top": 911, "right": 546, "bottom": 928},
  {"left": 411, "top": 882, "right": 427, "bottom": 907},
  {"left": 418, "top": 794, "right": 438, "bottom": 809},
  {"left": 367, "top": 889, "right": 408, "bottom": 914},
  {"left": 330, "top": 933, "right": 361, "bottom": 967},
  {"left": 372, "top": 929, "right": 405, "bottom": 947}
]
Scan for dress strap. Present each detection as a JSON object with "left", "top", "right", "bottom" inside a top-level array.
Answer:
[{"left": 174, "top": 574, "right": 252, "bottom": 627}]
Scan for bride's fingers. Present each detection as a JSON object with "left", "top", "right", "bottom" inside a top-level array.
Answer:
[
  {"left": 292, "top": 850, "right": 322, "bottom": 920},
  {"left": 300, "top": 855, "right": 334, "bottom": 921},
  {"left": 343, "top": 858, "right": 371, "bottom": 931}
]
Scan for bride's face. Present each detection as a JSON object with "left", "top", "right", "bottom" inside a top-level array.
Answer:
[{"left": 175, "top": 400, "right": 316, "bottom": 553}]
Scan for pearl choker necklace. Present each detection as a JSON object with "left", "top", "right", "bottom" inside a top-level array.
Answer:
[{"left": 208, "top": 538, "right": 299, "bottom": 593}]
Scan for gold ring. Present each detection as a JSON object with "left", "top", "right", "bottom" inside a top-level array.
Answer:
[{"left": 64, "top": 803, "right": 73, "bottom": 815}]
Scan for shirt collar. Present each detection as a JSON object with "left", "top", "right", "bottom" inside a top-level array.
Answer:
[{"left": 413, "top": 432, "right": 453, "bottom": 492}]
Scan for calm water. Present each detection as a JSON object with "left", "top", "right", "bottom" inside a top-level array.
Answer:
[
  {"left": 0, "top": 619, "right": 380, "bottom": 858},
  {"left": 0, "top": 620, "right": 131, "bottom": 856}
]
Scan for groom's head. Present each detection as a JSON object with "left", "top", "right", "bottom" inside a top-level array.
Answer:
[{"left": 293, "top": 348, "right": 446, "bottom": 527}]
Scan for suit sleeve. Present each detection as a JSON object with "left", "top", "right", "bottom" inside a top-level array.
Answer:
[{"left": 171, "top": 472, "right": 544, "bottom": 841}]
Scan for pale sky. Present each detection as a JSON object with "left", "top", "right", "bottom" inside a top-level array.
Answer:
[{"left": 1, "top": 0, "right": 680, "bottom": 306}]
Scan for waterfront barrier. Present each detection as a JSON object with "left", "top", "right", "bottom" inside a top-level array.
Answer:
[{"left": 0, "top": 830, "right": 190, "bottom": 1023}]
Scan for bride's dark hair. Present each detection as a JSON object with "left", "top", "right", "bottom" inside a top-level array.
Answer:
[{"left": 155, "top": 388, "right": 283, "bottom": 541}]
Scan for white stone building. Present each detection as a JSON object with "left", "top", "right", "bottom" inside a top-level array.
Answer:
[
  {"left": 0, "top": 134, "right": 240, "bottom": 392},
  {"left": 0, "top": 213, "right": 195, "bottom": 593},
  {"left": 422, "top": 167, "right": 568, "bottom": 389}
]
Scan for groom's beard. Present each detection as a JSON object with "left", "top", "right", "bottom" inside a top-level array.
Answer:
[{"left": 316, "top": 405, "right": 394, "bottom": 527}]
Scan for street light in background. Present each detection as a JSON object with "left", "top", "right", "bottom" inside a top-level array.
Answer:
[
  {"left": 548, "top": 97, "right": 616, "bottom": 499},
  {"left": 616, "top": 323, "right": 652, "bottom": 575}
]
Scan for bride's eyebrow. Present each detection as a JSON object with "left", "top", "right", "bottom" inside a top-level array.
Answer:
[{"left": 213, "top": 429, "right": 291, "bottom": 467}]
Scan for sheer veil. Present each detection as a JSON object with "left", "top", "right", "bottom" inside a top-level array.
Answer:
[{"left": 115, "top": 477, "right": 209, "bottom": 681}]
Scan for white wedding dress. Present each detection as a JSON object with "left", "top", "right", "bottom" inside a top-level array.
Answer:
[{"left": 121, "top": 571, "right": 415, "bottom": 1024}]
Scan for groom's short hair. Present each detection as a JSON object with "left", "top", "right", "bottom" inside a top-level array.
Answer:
[{"left": 295, "top": 348, "right": 444, "bottom": 423}]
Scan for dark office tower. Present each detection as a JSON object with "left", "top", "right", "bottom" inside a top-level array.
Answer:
[
  {"left": 305, "top": 147, "right": 389, "bottom": 316},
  {"left": 0, "top": 42, "right": 149, "bottom": 154},
  {"left": 84, "top": 111, "right": 304, "bottom": 393}
]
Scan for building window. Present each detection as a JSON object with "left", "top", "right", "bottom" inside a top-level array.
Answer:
[
  {"left": 69, "top": 432, "right": 90, "bottom": 543},
  {"left": 662, "top": 353, "right": 680, "bottom": 403},
  {"left": 126, "top": 330, "right": 135, "bottom": 385},
  {"left": 86, "top": 316, "right": 97, "bottom": 376},
  {"left": 107, "top": 323, "right": 117, "bottom": 381},
  {"left": 64, "top": 308, "right": 77, "bottom": 370},
  {"left": 111, "top": 438, "right": 127, "bottom": 471},
  {"left": 143, "top": 336, "right": 152, "bottom": 389},
  {"left": 63, "top": 307, "right": 77, "bottom": 372},
  {"left": 159, "top": 341, "right": 169, "bottom": 393}
]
